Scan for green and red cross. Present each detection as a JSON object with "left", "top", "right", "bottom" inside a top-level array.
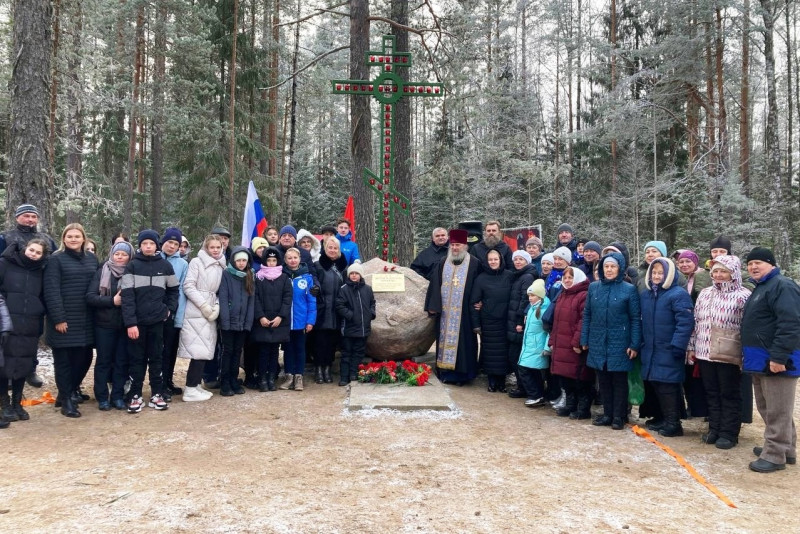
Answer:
[{"left": 331, "top": 34, "right": 443, "bottom": 262}]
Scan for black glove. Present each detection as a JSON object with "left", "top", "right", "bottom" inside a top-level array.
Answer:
[
  {"left": 0, "top": 332, "right": 8, "bottom": 347},
  {"left": 309, "top": 285, "right": 320, "bottom": 297}
]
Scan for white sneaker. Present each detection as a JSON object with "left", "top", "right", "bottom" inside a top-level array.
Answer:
[
  {"left": 525, "top": 397, "right": 546, "bottom": 407},
  {"left": 182, "top": 386, "right": 211, "bottom": 402},
  {"left": 196, "top": 384, "right": 214, "bottom": 398}
]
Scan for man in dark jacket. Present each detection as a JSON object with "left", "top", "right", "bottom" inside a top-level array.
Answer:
[
  {"left": 741, "top": 247, "right": 800, "bottom": 473},
  {"left": 0, "top": 204, "right": 56, "bottom": 388},
  {"left": 470, "top": 220, "right": 513, "bottom": 272},
  {"left": 410, "top": 227, "right": 448, "bottom": 280}
]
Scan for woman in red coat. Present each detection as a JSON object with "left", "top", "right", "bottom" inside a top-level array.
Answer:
[{"left": 549, "top": 267, "right": 594, "bottom": 419}]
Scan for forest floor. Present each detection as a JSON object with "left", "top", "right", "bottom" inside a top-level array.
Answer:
[{"left": 2, "top": 351, "right": 799, "bottom": 533}]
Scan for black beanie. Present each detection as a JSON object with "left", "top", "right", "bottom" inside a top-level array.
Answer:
[
  {"left": 557, "top": 223, "right": 574, "bottom": 235},
  {"left": 710, "top": 235, "right": 732, "bottom": 254},
  {"left": 746, "top": 247, "right": 776, "bottom": 266}
]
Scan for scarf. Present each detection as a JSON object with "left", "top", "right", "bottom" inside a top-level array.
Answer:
[
  {"left": 99, "top": 260, "right": 127, "bottom": 296},
  {"left": 226, "top": 264, "right": 246, "bottom": 279},
  {"left": 256, "top": 265, "right": 283, "bottom": 281}
]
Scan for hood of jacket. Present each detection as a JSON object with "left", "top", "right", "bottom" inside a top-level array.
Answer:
[
  {"left": 598, "top": 251, "right": 627, "bottom": 283},
  {"left": 645, "top": 257, "right": 678, "bottom": 290},
  {"left": 2, "top": 241, "right": 47, "bottom": 271},
  {"left": 296, "top": 229, "right": 321, "bottom": 257},
  {"left": 229, "top": 245, "right": 253, "bottom": 267},
  {"left": 708, "top": 254, "right": 744, "bottom": 291},
  {"left": 198, "top": 248, "right": 227, "bottom": 269}
]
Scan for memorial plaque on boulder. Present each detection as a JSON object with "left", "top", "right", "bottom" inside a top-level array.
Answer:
[{"left": 360, "top": 258, "right": 436, "bottom": 361}]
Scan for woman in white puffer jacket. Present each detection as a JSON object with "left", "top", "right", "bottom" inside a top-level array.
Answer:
[{"left": 178, "top": 234, "right": 226, "bottom": 401}]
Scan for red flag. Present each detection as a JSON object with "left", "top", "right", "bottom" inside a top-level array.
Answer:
[{"left": 344, "top": 196, "right": 356, "bottom": 242}]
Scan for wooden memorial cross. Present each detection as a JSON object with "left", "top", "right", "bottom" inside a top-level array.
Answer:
[{"left": 331, "top": 34, "right": 443, "bottom": 262}]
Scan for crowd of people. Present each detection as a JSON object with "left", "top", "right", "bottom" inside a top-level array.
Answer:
[
  {"left": 421, "top": 221, "right": 800, "bottom": 473},
  {"left": 0, "top": 206, "right": 797, "bottom": 474}
]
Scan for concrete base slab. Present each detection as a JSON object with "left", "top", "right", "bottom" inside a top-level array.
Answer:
[{"left": 347, "top": 375, "right": 454, "bottom": 411}]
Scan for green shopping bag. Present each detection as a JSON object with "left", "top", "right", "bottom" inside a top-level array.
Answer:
[{"left": 628, "top": 357, "right": 645, "bottom": 405}]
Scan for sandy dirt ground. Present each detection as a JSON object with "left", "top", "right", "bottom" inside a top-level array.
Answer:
[{"left": 2, "top": 352, "right": 800, "bottom": 533}]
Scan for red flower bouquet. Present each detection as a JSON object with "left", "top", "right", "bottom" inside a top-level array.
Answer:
[{"left": 357, "top": 360, "right": 432, "bottom": 386}]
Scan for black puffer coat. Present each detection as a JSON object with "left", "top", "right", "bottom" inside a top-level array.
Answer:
[
  {"left": 86, "top": 266, "right": 124, "bottom": 330},
  {"left": 0, "top": 243, "right": 46, "bottom": 378},
  {"left": 44, "top": 248, "right": 98, "bottom": 348},
  {"left": 314, "top": 253, "right": 347, "bottom": 330},
  {"left": 470, "top": 257, "right": 513, "bottom": 375},
  {"left": 507, "top": 263, "right": 536, "bottom": 343},
  {"left": 336, "top": 277, "right": 376, "bottom": 338},
  {"left": 250, "top": 272, "right": 292, "bottom": 344}
]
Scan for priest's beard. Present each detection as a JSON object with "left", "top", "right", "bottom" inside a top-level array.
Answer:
[
  {"left": 483, "top": 234, "right": 501, "bottom": 248},
  {"left": 448, "top": 249, "right": 468, "bottom": 265}
]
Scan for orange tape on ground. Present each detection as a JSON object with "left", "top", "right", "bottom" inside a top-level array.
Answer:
[
  {"left": 20, "top": 391, "right": 56, "bottom": 406},
  {"left": 631, "top": 424, "right": 737, "bottom": 509}
]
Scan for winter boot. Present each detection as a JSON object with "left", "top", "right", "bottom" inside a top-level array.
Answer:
[
  {"left": 11, "top": 381, "right": 29, "bottom": 421},
  {"left": 315, "top": 366, "right": 324, "bottom": 384},
  {"left": 294, "top": 375, "right": 304, "bottom": 391},
  {"left": 258, "top": 376, "right": 270, "bottom": 393},
  {"left": 556, "top": 392, "right": 577, "bottom": 417},
  {"left": 60, "top": 396, "right": 81, "bottom": 418},
  {"left": 339, "top": 360, "right": 350, "bottom": 387},
  {"left": 657, "top": 385, "right": 683, "bottom": 437},
  {"left": 570, "top": 392, "right": 593, "bottom": 420},
  {"left": 267, "top": 373, "right": 277, "bottom": 392},
  {"left": 0, "top": 393, "right": 18, "bottom": 422},
  {"left": 279, "top": 374, "right": 295, "bottom": 390},
  {"left": 323, "top": 366, "right": 333, "bottom": 383}
]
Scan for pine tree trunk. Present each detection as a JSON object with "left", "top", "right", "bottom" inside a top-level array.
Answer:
[
  {"left": 741, "top": 0, "right": 750, "bottom": 191},
  {"left": 715, "top": 4, "right": 728, "bottom": 174},
  {"left": 65, "top": 1, "right": 83, "bottom": 223},
  {"left": 392, "top": 0, "right": 412, "bottom": 265},
  {"left": 151, "top": 0, "right": 166, "bottom": 230},
  {"left": 125, "top": 4, "right": 144, "bottom": 232},
  {"left": 9, "top": 0, "right": 54, "bottom": 232},
  {"left": 350, "top": 0, "right": 374, "bottom": 259},
  {"left": 284, "top": 0, "right": 300, "bottom": 224},
  {"left": 761, "top": 0, "right": 792, "bottom": 265},
  {"left": 610, "top": 0, "right": 618, "bottom": 201},
  {"left": 228, "top": 0, "right": 239, "bottom": 227}
]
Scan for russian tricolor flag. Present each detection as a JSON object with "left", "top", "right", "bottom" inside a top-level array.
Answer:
[{"left": 241, "top": 180, "right": 268, "bottom": 248}]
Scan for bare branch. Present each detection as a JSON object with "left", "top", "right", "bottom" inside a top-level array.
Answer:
[
  {"left": 260, "top": 45, "right": 349, "bottom": 91},
  {"left": 276, "top": 1, "right": 349, "bottom": 28}
]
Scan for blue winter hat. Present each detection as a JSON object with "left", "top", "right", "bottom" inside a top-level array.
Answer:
[
  {"left": 137, "top": 229, "right": 160, "bottom": 248},
  {"left": 644, "top": 240, "right": 667, "bottom": 258},
  {"left": 279, "top": 225, "right": 298, "bottom": 239},
  {"left": 162, "top": 227, "right": 182, "bottom": 246}
]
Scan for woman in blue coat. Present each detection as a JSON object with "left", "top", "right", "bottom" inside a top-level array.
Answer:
[
  {"left": 639, "top": 258, "right": 695, "bottom": 437},
  {"left": 581, "top": 252, "right": 641, "bottom": 430}
]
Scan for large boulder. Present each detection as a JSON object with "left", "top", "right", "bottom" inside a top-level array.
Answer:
[{"left": 360, "top": 258, "right": 436, "bottom": 360}]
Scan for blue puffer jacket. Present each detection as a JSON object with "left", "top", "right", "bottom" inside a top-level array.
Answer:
[
  {"left": 639, "top": 258, "right": 695, "bottom": 383},
  {"left": 581, "top": 252, "right": 642, "bottom": 372},
  {"left": 741, "top": 268, "right": 800, "bottom": 376},
  {"left": 519, "top": 297, "right": 550, "bottom": 369},
  {"left": 336, "top": 232, "right": 361, "bottom": 266},
  {"left": 284, "top": 263, "right": 317, "bottom": 330},
  {"left": 162, "top": 249, "right": 189, "bottom": 327}
]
